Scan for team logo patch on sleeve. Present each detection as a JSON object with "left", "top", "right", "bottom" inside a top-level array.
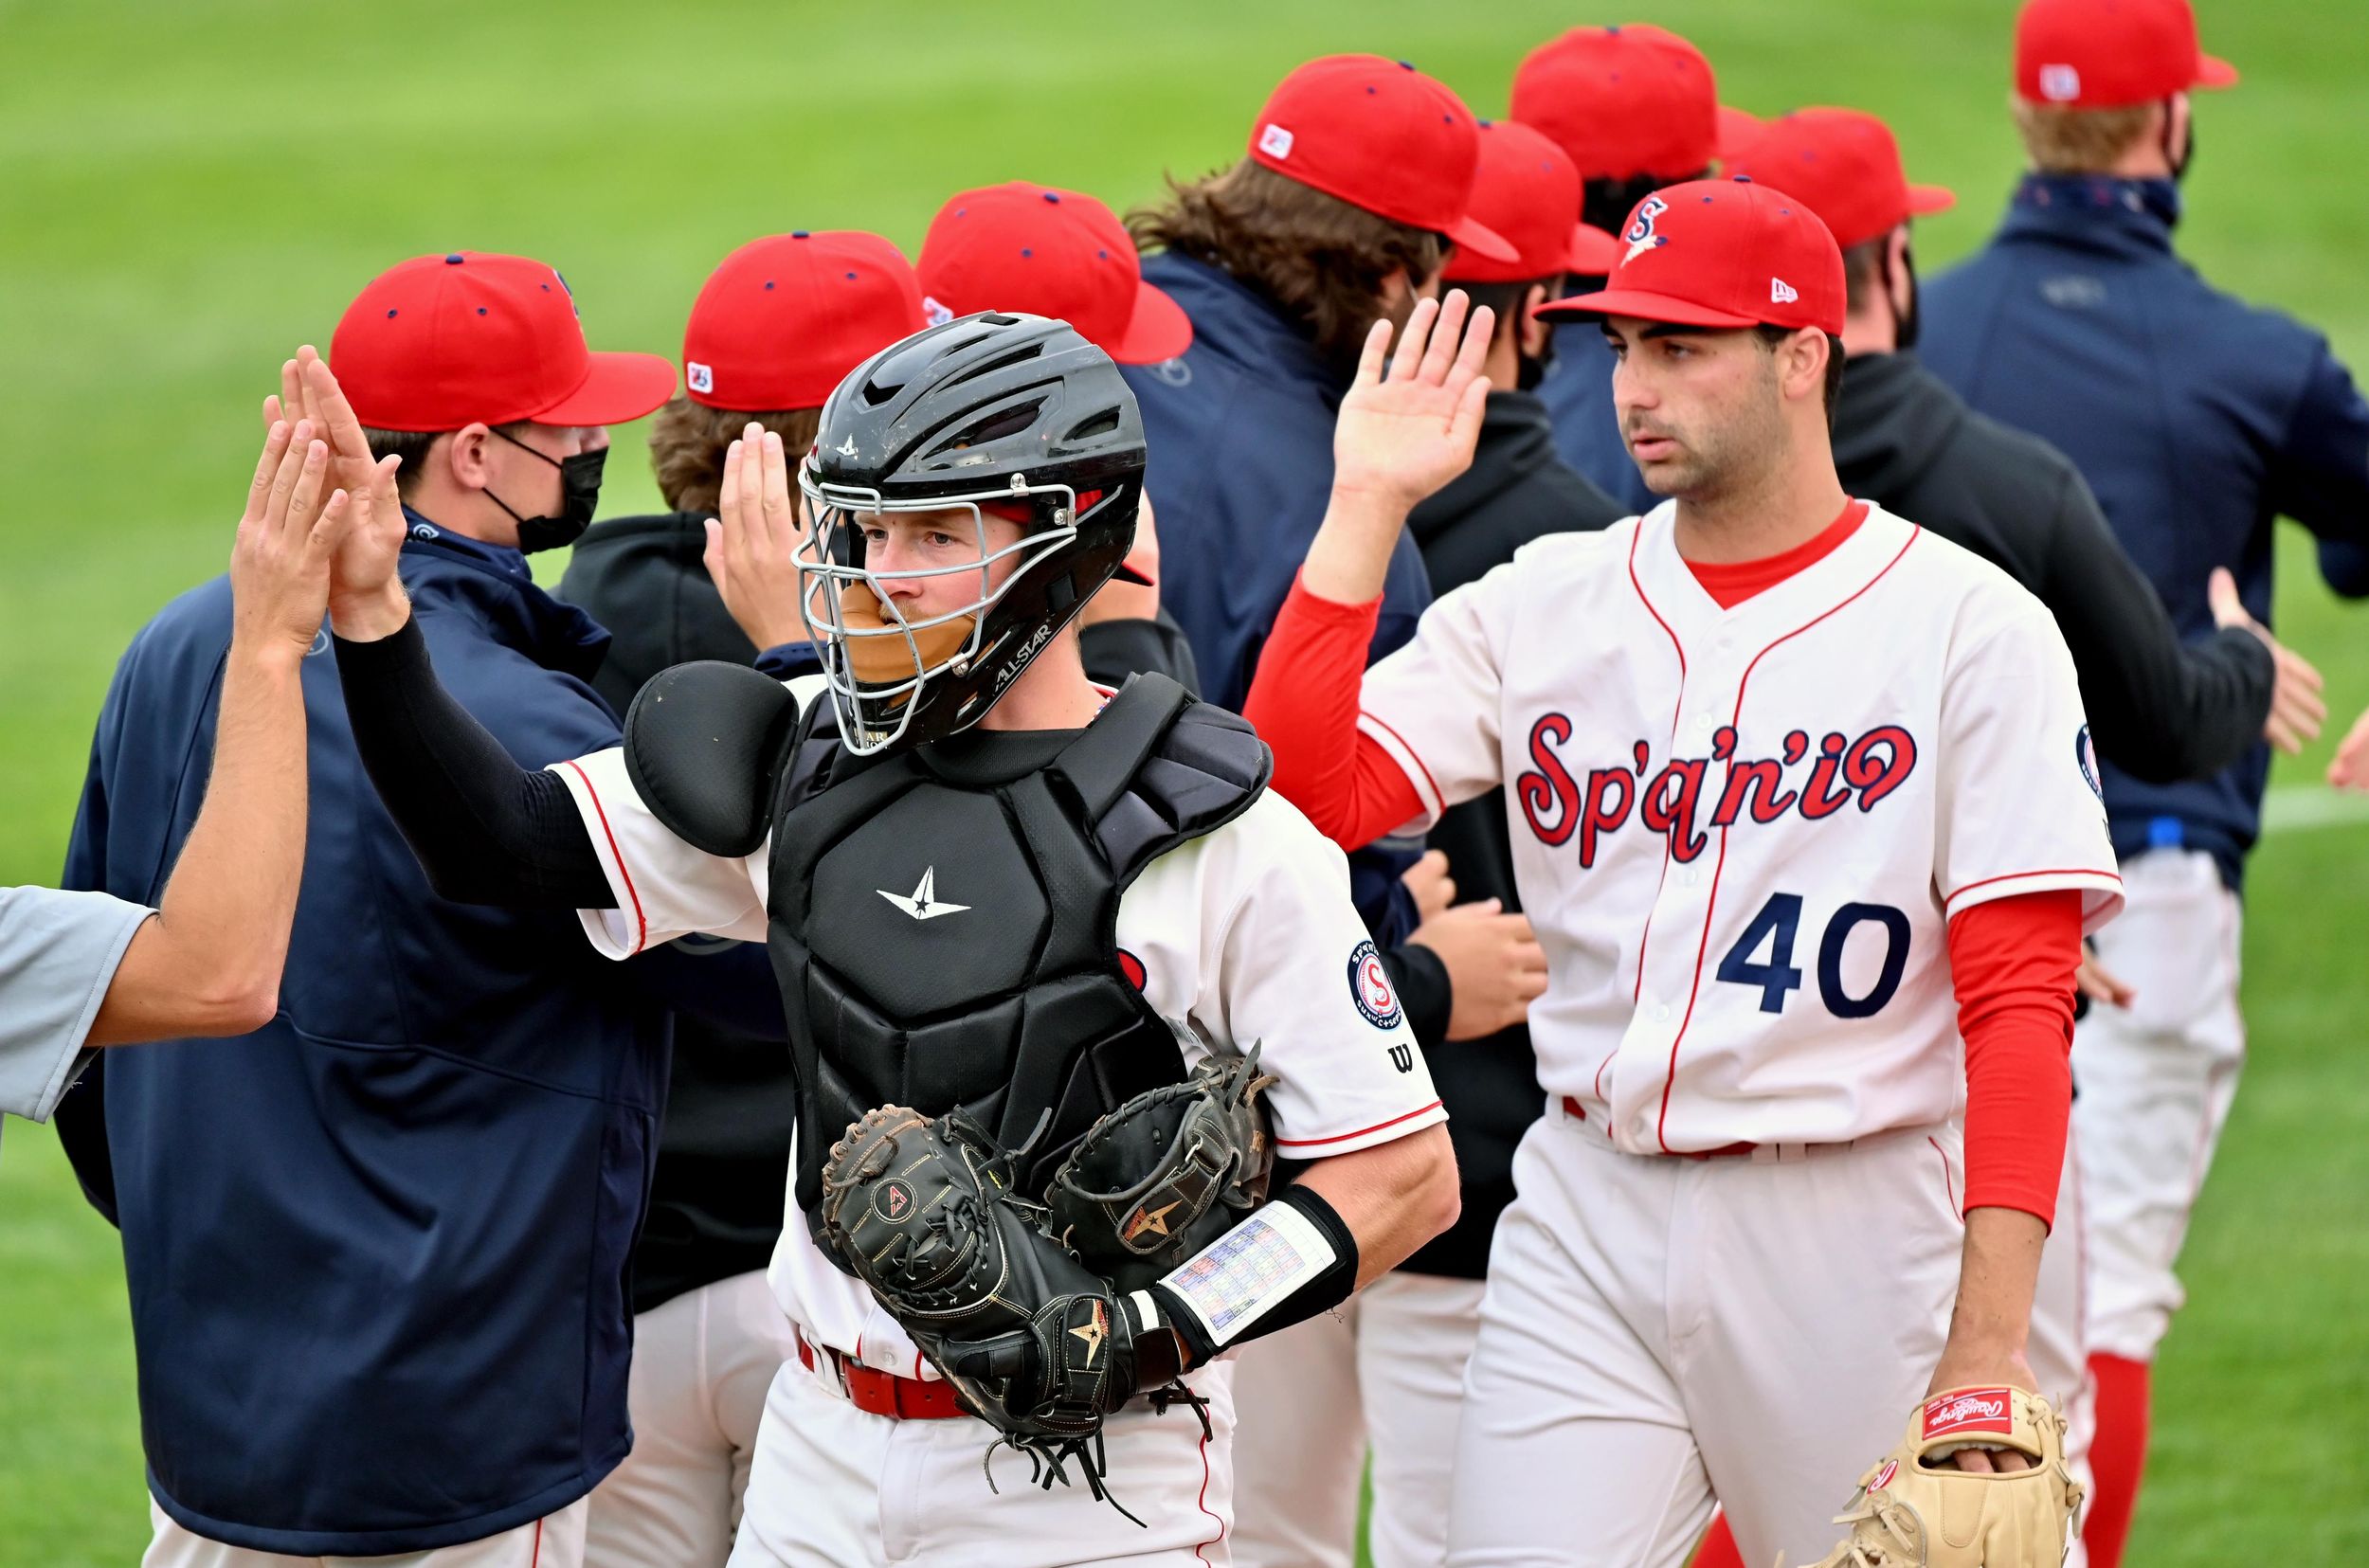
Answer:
[
  {"left": 1347, "top": 939, "right": 1402, "bottom": 1030},
  {"left": 2076, "top": 724, "right": 2103, "bottom": 802}
]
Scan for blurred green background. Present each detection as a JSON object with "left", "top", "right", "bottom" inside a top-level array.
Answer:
[{"left": 3, "top": 1, "right": 2365, "bottom": 1562}]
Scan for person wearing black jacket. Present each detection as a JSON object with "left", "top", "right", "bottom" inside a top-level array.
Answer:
[{"left": 1226, "top": 120, "right": 1603, "bottom": 1568}]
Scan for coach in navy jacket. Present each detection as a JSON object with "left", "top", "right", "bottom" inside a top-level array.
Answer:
[
  {"left": 1924, "top": 171, "right": 2369, "bottom": 889},
  {"left": 54, "top": 261, "right": 760, "bottom": 1558}
]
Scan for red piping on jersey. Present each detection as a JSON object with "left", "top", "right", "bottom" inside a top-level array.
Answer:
[
  {"left": 1274, "top": 1100, "right": 1443, "bottom": 1147},
  {"left": 1652, "top": 526, "right": 1924, "bottom": 1152},
  {"left": 561, "top": 759, "right": 647, "bottom": 956},
  {"left": 530, "top": 1518, "right": 543, "bottom": 1567},
  {"left": 1360, "top": 710, "right": 1447, "bottom": 820},
  {"left": 1928, "top": 1135, "right": 1960, "bottom": 1217},
  {"left": 1192, "top": 1421, "right": 1225, "bottom": 1562},
  {"left": 1944, "top": 866, "right": 2124, "bottom": 912},
  {"left": 1625, "top": 524, "right": 1691, "bottom": 1004}
]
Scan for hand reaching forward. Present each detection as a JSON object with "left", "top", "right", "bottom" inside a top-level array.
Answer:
[
  {"left": 703, "top": 424, "right": 814, "bottom": 652},
  {"left": 228, "top": 418, "right": 357, "bottom": 665},
  {"left": 1306, "top": 292, "right": 1492, "bottom": 605},
  {"left": 2208, "top": 567, "right": 2324, "bottom": 754},
  {"left": 267, "top": 348, "right": 407, "bottom": 640},
  {"left": 1332, "top": 291, "right": 1493, "bottom": 514}
]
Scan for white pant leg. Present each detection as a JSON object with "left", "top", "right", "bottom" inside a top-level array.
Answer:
[
  {"left": 1447, "top": 1115, "right": 1714, "bottom": 1568},
  {"left": 1673, "top": 1127, "right": 1962, "bottom": 1568},
  {"left": 2071, "top": 848, "right": 2245, "bottom": 1363},
  {"left": 1356, "top": 1271, "right": 1485, "bottom": 1568},
  {"left": 588, "top": 1271, "right": 800, "bottom": 1568},
  {"left": 731, "top": 1346, "right": 1239, "bottom": 1567},
  {"left": 148, "top": 1496, "right": 589, "bottom": 1568},
  {"left": 1226, "top": 1298, "right": 1364, "bottom": 1568},
  {"left": 2027, "top": 1131, "right": 2093, "bottom": 1568}
]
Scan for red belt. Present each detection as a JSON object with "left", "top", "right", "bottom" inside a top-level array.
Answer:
[
  {"left": 797, "top": 1329, "right": 967, "bottom": 1420},
  {"left": 1561, "top": 1096, "right": 1757, "bottom": 1160}
]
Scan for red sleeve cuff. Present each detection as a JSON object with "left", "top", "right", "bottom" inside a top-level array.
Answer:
[{"left": 1241, "top": 573, "right": 1423, "bottom": 849}]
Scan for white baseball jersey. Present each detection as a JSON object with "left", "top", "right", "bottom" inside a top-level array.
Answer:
[
  {"left": 548, "top": 716, "right": 1445, "bottom": 1378},
  {"left": 1355, "top": 500, "right": 2122, "bottom": 1154}
]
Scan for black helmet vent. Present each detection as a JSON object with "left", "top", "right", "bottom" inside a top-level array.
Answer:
[
  {"left": 931, "top": 399, "right": 1044, "bottom": 455},
  {"left": 1065, "top": 409, "right": 1122, "bottom": 442},
  {"left": 946, "top": 342, "right": 1047, "bottom": 387}
]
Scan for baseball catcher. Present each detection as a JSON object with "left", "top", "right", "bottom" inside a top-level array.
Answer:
[{"left": 323, "top": 309, "right": 1458, "bottom": 1564}]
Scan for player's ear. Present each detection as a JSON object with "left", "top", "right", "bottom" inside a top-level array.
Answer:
[
  {"left": 1782, "top": 328, "right": 1830, "bottom": 409},
  {"left": 1519, "top": 282, "right": 1554, "bottom": 359},
  {"left": 447, "top": 423, "right": 494, "bottom": 492}
]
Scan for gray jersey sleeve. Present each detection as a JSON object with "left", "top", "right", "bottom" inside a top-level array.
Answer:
[{"left": 0, "top": 885, "right": 154, "bottom": 1123}]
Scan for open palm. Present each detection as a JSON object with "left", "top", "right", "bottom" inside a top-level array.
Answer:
[
  {"left": 266, "top": 347, "right": 405, "bottom": 622},
  {"left": 1332, "top": 290, "right": 1494, "bottom": 514}
]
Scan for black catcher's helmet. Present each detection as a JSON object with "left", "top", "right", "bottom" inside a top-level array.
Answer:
[{"left": 794, "top": 312, "right": 1148, "bottom": 755}]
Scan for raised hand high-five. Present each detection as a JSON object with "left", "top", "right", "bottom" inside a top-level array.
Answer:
[
  {"left": 266, "top": 347, "right": 407, "bottom": 640},
  {"left": 229, "top": 416, "right": 355, "bottom": 663},
  {"left": 1306, "top": 291, "right": 1492, "bottom": 605},
  {"left": 703, "top": 424, "right": 814, "bottom": 652}
]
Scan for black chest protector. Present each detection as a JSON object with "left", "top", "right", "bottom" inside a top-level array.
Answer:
[{"left": 620, "top": 666, "right": 1270, "bottom": 1261}]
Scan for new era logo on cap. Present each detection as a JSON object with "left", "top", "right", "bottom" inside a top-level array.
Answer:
[
  {"left": 1771, "top": 278, "right": 1799, "bottom": 304},
  {"left": 1257, "top": 123, "right": 1294, "bottom": 160},
  {"left": 2039, "top": 63, "right": 2082, "bottom": 100},
  {"left": 687, "top": 361, "right": 714, "bottom": 394}
]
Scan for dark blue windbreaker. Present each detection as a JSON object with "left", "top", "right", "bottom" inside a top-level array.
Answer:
[{"left": 1923, "top": 174, "right": 2369, "bottom": 888}]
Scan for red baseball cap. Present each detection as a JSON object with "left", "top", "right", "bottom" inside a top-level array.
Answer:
[
  {"left": 1538, "top": 178, "right": 1846, "bottom": 336},
  {"left": 682, "top": 231, "right": 926, "bottom": 412},
  {"left": 1510, "top": 24, "right": 1720, "bottom": 182},
  {"left": 332, "top": 252, "right": 676, "bottom": 433},
  {"left": 1444, "top": 120, "right": 1622, "bottom": 284},
  {"left": 2015, "top": 0, "right": 2237, "bottom": 108},
  {"left": 1247, "top": 55, "right": 1516, "bottom": 263},
  {"left": 916, "top": 183, "right": 1190, "bottom": 365},
  {"left": 1717, "top": 105, "right": 1766, "bottom": 160},
  {"left": 1720, "top": 109, "right": 1955, "bottom": 251}
]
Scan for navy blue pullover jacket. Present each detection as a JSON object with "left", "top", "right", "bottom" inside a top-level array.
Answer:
[
  {"left": 1923, "top": 174, "right": 2369, "bottom": 888},
  {"left": 1121, "top": 251, "right": 1436, "bottom": 981},
  {"left": 55, "top": 520, "right": 756, "bottom": 1555}
]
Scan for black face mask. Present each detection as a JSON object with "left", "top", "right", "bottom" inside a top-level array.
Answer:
[
  {"left": 2169, "top": 113, "right": 2198, "bottom": 186},
  {"left": 484, "top": 428, "right": 606, "bottom": 553}
]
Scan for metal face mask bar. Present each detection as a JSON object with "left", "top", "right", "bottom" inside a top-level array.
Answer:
[{"left": 795, "top": 466, "right": 1082, "bottom": 755}]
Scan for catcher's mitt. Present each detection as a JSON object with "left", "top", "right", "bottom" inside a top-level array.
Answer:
[
  {"left": 1794, "top": 1386, "right": 2083, "bottom": 1568},
  {"left": 817, "top": 1106, "right": 1187, "bottom": 1512},
  {"left": 1045, "top": 1038, "right": 1276, "bottom": 1290}
]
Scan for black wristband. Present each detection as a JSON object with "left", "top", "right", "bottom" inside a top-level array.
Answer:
[{"left": 1143, "top": 1182, "right": 1359, "bottom": 1366}]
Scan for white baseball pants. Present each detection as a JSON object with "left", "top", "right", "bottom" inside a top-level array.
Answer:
[
  {"left": 585, "top": 1270, "right": 800, "bottom": 1568},
  {"left": 145, "top": 1498, "right": 588, "bottom": 1568},
  {"left": 1228, "top": 1271, "right": 1486, "bottom": 1568},
  {"left": 1444, "top": 1106, "right": 1962, "bottom": 1568},
  {"left": 2069, "top": 847, "right": 2244, "bottom": 1363},
  {"left": 727, "top": 1339, "right": 1238, "bottom": 1566}
]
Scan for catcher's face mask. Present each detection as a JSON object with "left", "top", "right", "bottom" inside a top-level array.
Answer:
[{"left": 795, "top": 466, "right": 1087, "bottom": 756}]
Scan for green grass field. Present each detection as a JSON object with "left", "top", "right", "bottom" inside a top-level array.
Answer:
[{"left": 3, "top": 1, "right": 2366, "bottom": 1561}]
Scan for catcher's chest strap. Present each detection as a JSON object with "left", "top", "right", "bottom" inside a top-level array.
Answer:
[{"left": 796, "top": 1328, "right": 967, "bottom": 1421}]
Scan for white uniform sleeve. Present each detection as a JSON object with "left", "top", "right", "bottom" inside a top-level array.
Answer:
[
  {"left": 1185, "top": 794, "right": 1446, "bottom": 1156},
  {"left": 548, "top": 747, "right": 769, "bottom": 958},
  {"left": 1351, "top": 564, "right": 1517, "bottom": 833},
  {"left": 1934, "top": 595, "right": 2125, "bottom": 932}
]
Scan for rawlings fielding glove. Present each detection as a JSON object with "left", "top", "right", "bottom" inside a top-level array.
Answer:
[
  {"left": 1793, "top": 1386, "right": 2084, "bottom": 1568},
  {"left": 817, "top": 1106, "right": 1190, "bottom": 1512},
  {"left": 1044, "top": 1038, "right": 1276, "bottom": 1290}
]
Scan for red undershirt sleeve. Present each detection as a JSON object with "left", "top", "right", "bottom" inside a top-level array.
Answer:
[
  {"left": 1240, "top": 574, "right": 1427, "bottom": 851},
  {"left": 1946, "top": 887, "right": 2083, "bottom": 1227}
]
